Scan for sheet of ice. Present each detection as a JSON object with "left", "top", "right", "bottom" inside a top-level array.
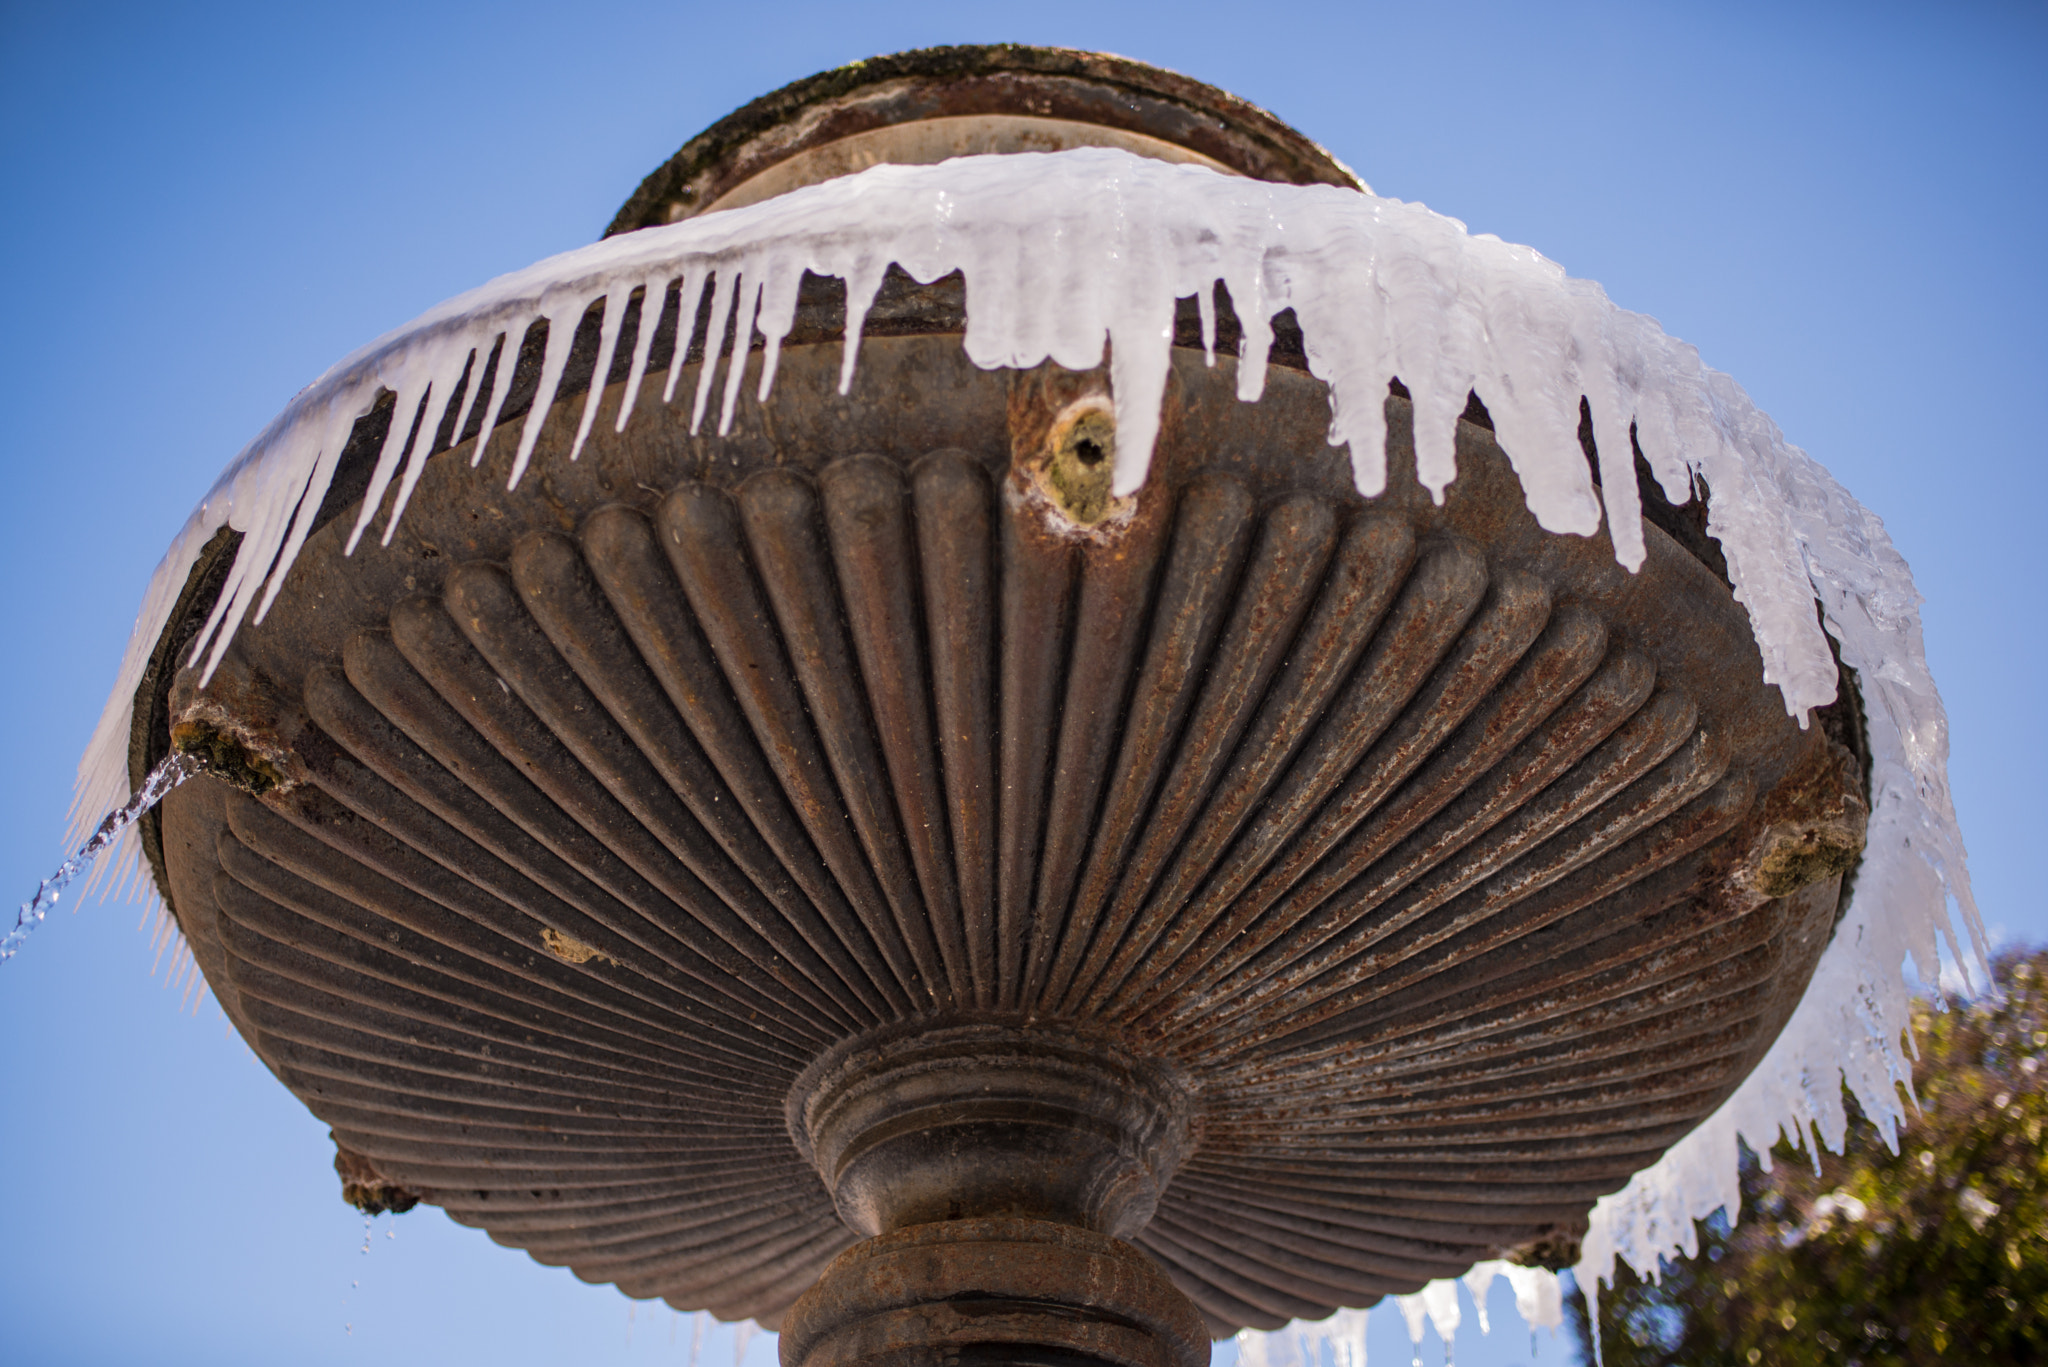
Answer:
[{"left": 70, "top": 145, "right": 1982, "bottom": 1340}]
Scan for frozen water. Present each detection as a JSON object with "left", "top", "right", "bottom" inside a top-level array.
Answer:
[
  {"left": 1393, "top": 1278, "right": 1463, "bottom": 1363},
  {"left": 1243, "top": 1260, "right": 1564, "bottom": 1364},
  {"left": 1239, "top": 1311, "right": 1370, "bottom": 1367},
  {"left": 3, "top": 750, "right": 203, "bottom": 965},
  {"left": 68, "top": 146, "right": 1982, "bottom": 1342}
]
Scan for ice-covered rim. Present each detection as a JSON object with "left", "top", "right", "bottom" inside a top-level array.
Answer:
[{"left": 77, "top": 145, "right": 1982, "bottom": 1345}]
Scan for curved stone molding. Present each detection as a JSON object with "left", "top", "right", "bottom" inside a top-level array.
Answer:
[{"left": 790, "top": 1019, "right": 1194, "bottom": 1239}]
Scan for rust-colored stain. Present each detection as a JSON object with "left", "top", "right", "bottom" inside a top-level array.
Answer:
[{"left": 541, "top": 927, "right": 610, "bottom": 966}]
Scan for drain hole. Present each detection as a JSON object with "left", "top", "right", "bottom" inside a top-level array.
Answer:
[{"left": 1040, "top": 401, "right": 1120, "bottom": 526}]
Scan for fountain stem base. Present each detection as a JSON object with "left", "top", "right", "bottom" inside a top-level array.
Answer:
[{"left": 779, "top": 1218, "right": 1210, "bottom": 1367}]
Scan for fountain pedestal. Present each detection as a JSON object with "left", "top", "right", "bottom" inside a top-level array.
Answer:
[
  {"left": 784, "top": 1219, "right": 1208, "bottom": 1367},
  {"left": 782, "top": 1022, "right": 1205, "bottom": 1367}
]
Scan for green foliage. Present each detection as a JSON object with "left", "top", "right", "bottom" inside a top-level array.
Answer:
[{"left": 1568, "top": 946, "right": 2048, "bottom": 1366}]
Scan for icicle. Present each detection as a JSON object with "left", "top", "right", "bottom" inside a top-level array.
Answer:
[
  {"left": 837, "top": 253, "right": 888, "bottom": 395},
  {"left": 1197, "top": 281, "right": 1217, "bottom": 366},
  {"left": 717, "top": 276, "right": 765, "bottom": 435},
  {"left": 1295, "top": 1307, "right": 1369, "bottom": 1367},
  {"left": 1420, "top": 1281, "right": 1461, "bottom": 1362},
  {"left": 1499, "top": 1264, "right": 1563, "bottom": 1334},
  {"left": 1460, "top": 1263, "right": 1498, "bottom": 1336},
  {"left": 249, "top": 398, "right": 362, "bottom": 628},
  {"left": 1395, "top": 1294, "right": 1429, "bottom": 1367},
  {"left": 381, "top": 345, "right": 472, "bottom": 545},
  {"left": 663, "top": 269, "right": 712, "bottom": 406},
  {"left": 449, "top": 336, "right": 498, "bottom": 463},
  {"left": 345, "top": 378, "right": 427, "bottom": 556},
  {"left": 508, "top": 286, "right": 588, "bottom": 488},
  {"left": 466, "top": 329, "right": 519, "bottom": 470},
  {"left": 617, "top": 284, "right": 663, "bottom": 429},
  {"left": 1393, "top": 1281, "right": 1464, "bottom": 1365},
  {"left": 568, "top": 287, "right": 632, "bottom": 462},
  {"left": 690, "top": 268, "right": 740, "bottom": 434},
  {"left": 754, "top": 257, "right": 806, "bottom": 403}
]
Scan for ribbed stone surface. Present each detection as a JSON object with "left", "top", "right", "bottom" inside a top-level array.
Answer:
[{"left": 146, "top": 327, "right": 1858, "bottom": 1333}]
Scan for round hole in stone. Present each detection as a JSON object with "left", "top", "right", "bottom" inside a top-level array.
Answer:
[{"left": 1041, "top": 400, "right": 1120, "bottom": 526}]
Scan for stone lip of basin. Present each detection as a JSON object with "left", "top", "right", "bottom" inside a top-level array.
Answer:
[
  {"left": 605, "top": 43, "right": 1363, "bottom": 236},
  {"left": 128, "top": 48, "right": 1871, "bottom": 1355}
]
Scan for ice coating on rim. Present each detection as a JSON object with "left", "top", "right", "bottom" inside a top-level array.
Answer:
[{"left": 71, "top": 145, "right": 1981, "bottom": 1338}]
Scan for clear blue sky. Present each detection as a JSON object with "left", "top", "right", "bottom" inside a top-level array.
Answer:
[{"left": 2, "top": 3, "right": 2041, "bottom": 1365}]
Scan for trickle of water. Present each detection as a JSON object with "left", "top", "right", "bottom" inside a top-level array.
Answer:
[
  {"left": 2, "top": 751, "right": 205, "bottom": 964},
  {"left": 360, "top": 1214, "right": 374, "bottom": 1255}
]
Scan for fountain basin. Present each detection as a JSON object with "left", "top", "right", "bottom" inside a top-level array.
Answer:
[{"left": 121, "top": 45, "right": 1872, "bottom": 1346}]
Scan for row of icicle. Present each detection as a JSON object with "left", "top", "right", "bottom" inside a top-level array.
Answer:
[{"left": 67, "top": 146, "right": 1982, "bottom": 1347}]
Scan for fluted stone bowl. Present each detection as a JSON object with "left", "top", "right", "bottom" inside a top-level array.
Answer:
[{"left": 136, "top": 265, "right": 1865, "bottom": 1338}]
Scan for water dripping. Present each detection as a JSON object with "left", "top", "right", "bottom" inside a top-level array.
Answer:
[
  {"left": 2, "top": 751, "right": 206, "bottom": 964},
  {"left": 344, "top": 1212, "right": 372, "bottom": 1339}
]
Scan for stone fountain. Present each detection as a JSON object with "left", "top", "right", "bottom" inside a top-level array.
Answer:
[{"left": 126, "top": 45, "right": 1872, "bottom": 1367}]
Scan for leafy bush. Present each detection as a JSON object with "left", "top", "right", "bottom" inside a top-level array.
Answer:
[{"left": 1568, "top": 946, "right": 2048, "bottom": 1365}]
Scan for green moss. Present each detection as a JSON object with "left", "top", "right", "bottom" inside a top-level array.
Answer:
[
  {"left": 1045, "top": 408, "right": 1118, "bottom": 525},
  {"left": 169, "top": 720, "right": 286, "bottom": 797},
  {"left": 342, "top": 1181, "right": 419, "bottom": 1217},
  {"left": 1756, "top": 832, "right": 1863, "bottom": 899}
]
